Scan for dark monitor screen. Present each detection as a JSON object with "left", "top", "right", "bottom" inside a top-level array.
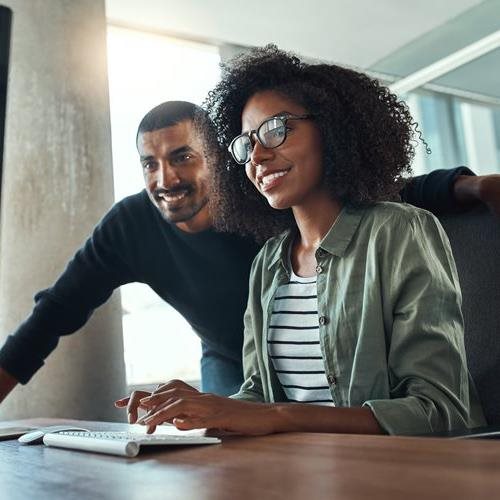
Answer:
[{"left": 0, "top": 5, "right": 12, "bottom": 189}]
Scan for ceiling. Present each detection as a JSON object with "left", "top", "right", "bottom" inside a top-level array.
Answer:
[
  {"left": 106, "top": 0, "right": 500, "bottom": 101},
  {"left": 371, "top": 0, "right": 500, "bottom": 100}
]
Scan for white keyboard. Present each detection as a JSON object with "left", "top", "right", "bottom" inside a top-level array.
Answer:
[{"left": 43, "top": 431, "right": 221, "bottom": 457}]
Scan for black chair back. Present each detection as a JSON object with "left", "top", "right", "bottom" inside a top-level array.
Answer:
[{"left": 439, "top": 209, "right": 500, "bottom": 425}]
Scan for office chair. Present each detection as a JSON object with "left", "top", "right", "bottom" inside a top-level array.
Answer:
[{"left": 439, "top": 208, "right": 500, "bottom": 426}]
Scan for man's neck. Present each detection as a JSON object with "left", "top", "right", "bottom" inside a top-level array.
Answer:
[{"left": 174, "top": 206, "right": 213, "bottom": 233}]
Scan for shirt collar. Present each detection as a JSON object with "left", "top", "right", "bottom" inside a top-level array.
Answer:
[
  {"left": 267, "top": 206, "right": 365, "bottom": 270},
  {"left": 319, "top": 206, "right": 365, "bottom": 257},
  {"left": 267, "top": 230, "right": 294, "bottom": 271}
]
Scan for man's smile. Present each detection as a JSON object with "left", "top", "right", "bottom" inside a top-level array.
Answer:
[{"left": 154, "top": 186, "right": 193, "bottom": 205}]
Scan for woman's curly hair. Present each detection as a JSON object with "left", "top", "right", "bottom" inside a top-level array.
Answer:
[{"left": 202, "top": 45, "right": 418, "bottom": 242}]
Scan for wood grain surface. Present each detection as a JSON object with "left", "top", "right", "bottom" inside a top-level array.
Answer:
[{"left": 1, "top": 418, "right": 499, "bottom": 500}]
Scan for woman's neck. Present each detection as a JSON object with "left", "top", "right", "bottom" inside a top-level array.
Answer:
[
  {"left": 289, "top": 191, "right": 342, "bottom": 278},
  {"left": 292, "top": 190, "right": 342, "bottom": 251}
]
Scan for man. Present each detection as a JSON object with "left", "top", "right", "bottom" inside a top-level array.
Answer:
[{"left": 0, "top": 101, "right": 498, "bottom": 410}]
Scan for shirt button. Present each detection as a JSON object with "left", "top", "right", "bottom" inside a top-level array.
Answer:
[
  {"left": 316, "top": 248, "right": 325, "bottom": 258},
  {"left": 316, "top": 265, "right": 323, "bottom": 274},
  {"left": 327, "top": 374, "right": 337, "bottom": 385},
  {"left": 319, "top": 315, "right": 328, "bottom": 326}
]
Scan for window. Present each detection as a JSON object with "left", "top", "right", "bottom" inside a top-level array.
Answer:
[
  {"left": 406, "top": 90, "right": 500, "bottom": 176},
  {"left": 106, "top": 25, "right": 221, "bottom": 386}
]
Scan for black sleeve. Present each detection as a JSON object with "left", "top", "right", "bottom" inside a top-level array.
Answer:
[
  {"left": 0, "top": 200, "right": 139, "bottom": 384},
  {"left": 400, "top": 167, "right": 477, "bottom": 215}
]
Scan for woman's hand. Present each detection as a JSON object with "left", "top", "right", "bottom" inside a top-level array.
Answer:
[
  {"left": 135, "top": 380, "right": 277, "bottom": 435},
  {"left": 114, "top": 380, "right": 199, "bottom": 427},
  {"left": 115, "top": 390, "right": 152, "bottom": 424}
]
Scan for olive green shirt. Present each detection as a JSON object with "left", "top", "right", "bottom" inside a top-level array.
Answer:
[{"left": 232, "top": 202, "right": 485, "bottom": 435}]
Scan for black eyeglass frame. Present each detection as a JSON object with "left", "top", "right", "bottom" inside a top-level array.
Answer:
[{"left": 227, "top": 113, "right": 314, "bottom": 165}]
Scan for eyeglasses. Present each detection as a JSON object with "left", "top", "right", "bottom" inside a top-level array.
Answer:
[{"left": 227, "top": 114, "right": 313, "bottom": 165}]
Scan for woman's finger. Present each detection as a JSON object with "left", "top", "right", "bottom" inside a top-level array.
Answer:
[
  {"left": 151, "top": 380, "right": 198, "bottom": 395},
  {"left": 140, "top": 388, "right": 195, "bottom": 407},
  {"left": 172, "top": 417, "right": 210, "bottom": 430},
  {"left": 114, "top": 397, "right": 130, "bottom": 407},
  {"left": 126, "top": 390, "right": 151, "bottom": 423}
]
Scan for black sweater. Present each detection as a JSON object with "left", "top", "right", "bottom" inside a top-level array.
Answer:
[{"left": 0, "top": 167, "right": 474, "bottom": 383}]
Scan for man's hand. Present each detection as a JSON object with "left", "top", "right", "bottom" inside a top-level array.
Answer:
[
  {"left": 476, "top": 174, "right": 500, "bottom": 218},
  {"left": 134, "top": 379, "right": 277, "bottom": 436},
  {"left": 0, "top": 367, "right": 18, "bottom": 404},
  {"left": 454, "top": 174, "right": 500, "bottom": 218}
]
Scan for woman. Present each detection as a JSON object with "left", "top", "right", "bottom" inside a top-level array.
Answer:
[{"left": 129, "top": 46, "right": 485, "bottom": 436}]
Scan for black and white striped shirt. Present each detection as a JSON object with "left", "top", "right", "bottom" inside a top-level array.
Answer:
[{"left": 267, "top": 268, "right": 334, "bottom": 405}]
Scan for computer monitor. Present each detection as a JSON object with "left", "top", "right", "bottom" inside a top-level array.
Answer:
[{"left": 0, "top": 5, "right": 12, "bottom": 194}]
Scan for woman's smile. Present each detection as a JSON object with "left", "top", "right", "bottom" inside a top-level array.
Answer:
[{"left": 256, "top": 166, "right": 292, "bottom": 192}]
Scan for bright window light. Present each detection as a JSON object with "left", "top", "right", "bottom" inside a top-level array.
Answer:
[
  {"left": 406, "top": 90, "right": 500, "bottom": 175},
  {"left": 106, "top": 25, "right": 221, "bottom": 386}
]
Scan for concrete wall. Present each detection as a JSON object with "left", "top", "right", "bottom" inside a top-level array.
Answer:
[{"left": 0, "top": 0, "right": 126, "bottom": 421}]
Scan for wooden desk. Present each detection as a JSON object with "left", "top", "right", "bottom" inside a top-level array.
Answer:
[{"left": 1, "top": 418, "right": 500, "bottom": 500}]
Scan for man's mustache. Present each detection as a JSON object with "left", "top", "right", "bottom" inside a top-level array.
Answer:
[{"left": 153, "top": 184, "right": 193, "bottom": 199}]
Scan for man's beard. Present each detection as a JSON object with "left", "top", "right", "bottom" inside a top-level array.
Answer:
[{"left": 157, "top": 195, "right": 209, "bottom": 223}]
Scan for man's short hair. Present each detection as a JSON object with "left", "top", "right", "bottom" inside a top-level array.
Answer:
[{"left": 136, "top": 101, "right": 204, "bottom": 147}]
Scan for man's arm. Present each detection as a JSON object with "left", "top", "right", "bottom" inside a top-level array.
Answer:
[
  {"left": 0, "top": 367, "right": 18, "bottom": 404},
  {"left": 401, "top": 167, "right": 500, "bottom": 217},
  {"left": 0, "top": 196, "right": 141, "bottom": 390}
]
